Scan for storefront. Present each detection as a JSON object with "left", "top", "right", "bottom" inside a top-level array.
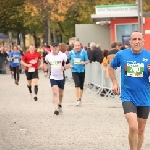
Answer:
[{"left": 91, "top": 4, "right": 150, "bottom": 49}]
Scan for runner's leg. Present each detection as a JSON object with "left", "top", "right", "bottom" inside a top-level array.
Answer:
[
  {"left": 31, "top": 70, "right": 39, "bottom": 101},
  {"left": 79, "top": 72, "right": 85, "bottom": 101},
  {"left": 26, "top": 70, "right": 32, "bottom": 99},
  {"left": 16, "top": 66, "right": 20, "bottom": 84},
  {"left": 13, "top": 67, "right": 16, "bottom": 81}
]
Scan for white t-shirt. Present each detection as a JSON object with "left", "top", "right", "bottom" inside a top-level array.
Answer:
[{"left": 45, "top": 51, "right": 67, "bottom": 80}]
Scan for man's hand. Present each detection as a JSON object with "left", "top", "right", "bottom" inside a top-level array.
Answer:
[
  {"left": 44, "top": 72, "right": 48, "bottom": 77},
  {"left": 81, "top": 61, "right": 85, "bottom": 65},
  {"left": 61, "top": 66, "right": 65, "bottom": 71},
  {"left": 112, "top": 83, "right": 120, "bottom": 95},
  {"left": 69, "top": 63, "right": 73, "bottom": 68},
  {"left": 26, "top": 64, "right": 32, "bottom": 68},
  {"left": 39, "top": 64, "right": 43, "bottom": 70}
]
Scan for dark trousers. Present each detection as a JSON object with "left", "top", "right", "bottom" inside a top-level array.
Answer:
[{"left": 13, "top": 66, "right": 20, "bottom": 81}]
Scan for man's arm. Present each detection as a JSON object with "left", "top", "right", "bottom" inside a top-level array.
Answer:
[
  {"left": 108, "top": 52, "right": 121, "bottom": 95},
  {"left": 108, "top": 65, "right": 118, "bottom": 84},
  {"left": 21, "top": 59, "right": 28, "bottom": 67},
  {"left": 81, "top": 51, "right": 89, "bottom": 65}
]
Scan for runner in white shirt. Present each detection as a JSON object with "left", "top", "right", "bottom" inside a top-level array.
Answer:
[{"left": 44, "top": 42, "right": 68, "bottom": 115}]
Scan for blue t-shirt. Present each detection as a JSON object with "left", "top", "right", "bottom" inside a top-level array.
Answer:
[
  {"left": 67, "top": 49, "right": 88, "bottom": 73},
  {"left": 110, "top": 48, "right": 150, "bottom": 106},
  {"left": 10, "top": 51, "right": 21, "bottom": 67}
]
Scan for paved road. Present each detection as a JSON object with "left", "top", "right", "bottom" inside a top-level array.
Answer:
[{"left": 0, "top": 72, "right": 150, "bottom": 150}]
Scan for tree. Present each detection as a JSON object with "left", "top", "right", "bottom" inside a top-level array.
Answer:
[{"left": 25, "top": 0, "right": 75, "bottom": 44}]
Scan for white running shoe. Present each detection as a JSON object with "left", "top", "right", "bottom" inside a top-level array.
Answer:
[
  {"left": 58, "top": 104, "right": 62, "bottom": 113},
  {"left": 76, "top": 100, "right": 81, "bottom": 106}
]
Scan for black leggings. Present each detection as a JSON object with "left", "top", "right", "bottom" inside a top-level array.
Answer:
[
  {"left": 72, "top": 72, "right": 85, "bottom": 90},
  {"left": 13, "top": 66, "right": 20, "bottom": 81}
]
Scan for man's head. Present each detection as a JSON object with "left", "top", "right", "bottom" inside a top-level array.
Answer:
[
  {"left": 90, "top": 42, "right": 96, "bottom": 50},
  {"left": 111, "top": 42, "right": 118, "bottom": 50},
  {"left": 29, "top": 45, "right": 35, "bottom": 53},
  {"left": 13, "top": 46, "right": 18, "bottom": 52},
  {"left": 129, "top": 31, "right": 144, "bottom": 52},
  {"left": 74, "top": 41, "right": 81, "bottom": 52},
  {"left": 117, "top": 42, "right": 122, "bottom": 50},
  {"left": 51, "top": 42, "right": 59, "bottom": 55}
]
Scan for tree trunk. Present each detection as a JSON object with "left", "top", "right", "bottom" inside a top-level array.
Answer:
[
  {"left": 43, "top": 17, "right": 48, "bottom": 45},
  {"left": 33, "top": 32, "right": 38, "bottom": 48},
  {"left": 16, "top": 31, "right": 20, "bottom": 45},
  {"left": 21, "top": 33, "right": 25, "bottom": 49},
  {"left": 59, "top": 34, "right": 62, "bottom": 43},
  {"left": 53, "top": 27, "right": 56, "bottom": 42}
]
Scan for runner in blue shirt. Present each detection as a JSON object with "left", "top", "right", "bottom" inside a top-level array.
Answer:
[
  {"left": 10, "top": 46, "right": 21, "bottom": 85},
  {"left": 108, "top": 31, "right": 150, "bottom": 150},
  {"left": 7, "top": 49, "right": 14, "bottom": 78},
  {"left": 67, "top": 41, "right": 89, "bottom": 106}
]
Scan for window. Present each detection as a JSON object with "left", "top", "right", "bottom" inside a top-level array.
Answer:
[{"left": 116, "top": 24, "right": 138, "bottom": 45}]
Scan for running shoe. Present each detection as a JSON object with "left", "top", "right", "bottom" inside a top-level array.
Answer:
[
  {"left": 76, "top": 100, "right": 81, "bottom": 106},
  {"left": 16, "top": 80, "right": 19, "bottom": 85},
  {"left": 58, "top": 104, "right": 62, "bottom": 112},
  {"left": 34, "top": 96, "right": 38, "bottom": 101},
  {"left": 14, "top": 80, "right": 18, "bottom": 85},
  {"left": 54, "top": 109, "right": 59, "bottom": 115}
]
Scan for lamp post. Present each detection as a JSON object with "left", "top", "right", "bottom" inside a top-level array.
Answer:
[
  {"left": 135, "top": 0, "right": 143, "bottom": 34},
  {"left": 136, "top": 0, "right": 141, "bottom": 32},
  {"left": 140, "top": 0, "right": 143, "bottom": 34}
]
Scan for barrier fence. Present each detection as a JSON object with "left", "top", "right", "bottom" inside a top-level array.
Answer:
[
  {"left": 0, "top": 57, "right": 8, "bottom": 74},
  {"left": 0, "top": 57, "right": 25, "bottom": 74},
  {"left": 65, "top": 62, "right": 121, "bottom": 98}
]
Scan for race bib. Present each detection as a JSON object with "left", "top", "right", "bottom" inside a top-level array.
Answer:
[
  {"left": 28, "top": 67, "right": 35, "bottom": 72},
  {"left": 13, "top": 58, "right": 19, "bottom": 63},
  {"left": 74, "top": 58, "right": 81, "bottom": 64},
  {"left": 50, "top": 61, "right": 61, "bottom": 66},
  {"left": 127, "top": 63, "right": 144, "bottom": 77}
]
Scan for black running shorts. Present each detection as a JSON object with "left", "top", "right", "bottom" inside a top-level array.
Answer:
[
  {"left": 72, "top": 72, "right": 85, "bottom": 90},
  {"left": 122, "top": 101, "right": 150, "bottom": 119},
  {"left": 25, "top": 70, "right": 38, "bottom": 80}
]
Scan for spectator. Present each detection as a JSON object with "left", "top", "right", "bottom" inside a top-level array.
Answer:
[
  {"left": 107, "top": 42, "right": 119, "bottom": 65},
  {"left": 0, "top": 47, "right": 8, "bottom": 58},
  {"left": 37, "top": 46, "right": 44, "bottom": 54},
  {"left": 59, "top": 43, "right": 68, "bottom": 55},
  {"left": 90, "top": 42, "right": 103, "bottom": 63},
  {"left": 84, "top": 46, "right": 87, "bottom": 51},
  {"left": 66, "top": 45, "right": 72, "bottom": 53},
  {"left": 86, "top": 43, "right": 91, "bottom": 60},
  {"left": 120, "top": 46, "right": 126, "bottom": 50},
  {"left": 96, "top": 44, "right": 101, "bottom": 49},
  {"left": 101, "top": 49, "right": 108, "bottom": 67},
  {"left": 117, "top": 42, "right": 122, "bottom": 50}
]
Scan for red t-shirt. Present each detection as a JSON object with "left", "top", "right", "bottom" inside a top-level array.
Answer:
[{"left": 22, "top": 51, "right": 42, "bottom": 70}]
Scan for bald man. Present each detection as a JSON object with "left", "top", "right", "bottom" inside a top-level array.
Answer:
[{"left": 108, "top": 31, "right": 150, "bottom": 150}]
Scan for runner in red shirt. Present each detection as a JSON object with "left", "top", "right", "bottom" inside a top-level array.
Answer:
[{"left": 21, "top": 45, "right": 43, "bottom": 101}]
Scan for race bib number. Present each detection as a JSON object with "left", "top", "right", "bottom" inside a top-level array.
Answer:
[
  {"left": 28, "top": 67, "right": 35, "bottom": 72},
  {"left": 127, "top": 63, "right": 144, "bottom": 77},
  {"left": 50, "top": 61, "right": 61, "bottom": 66},
  {"left": 74, "top": 58, "right": 81, "bottom": 64},
  {"left": 13, "top": 58, "right": 19, "bottom": 63}
]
